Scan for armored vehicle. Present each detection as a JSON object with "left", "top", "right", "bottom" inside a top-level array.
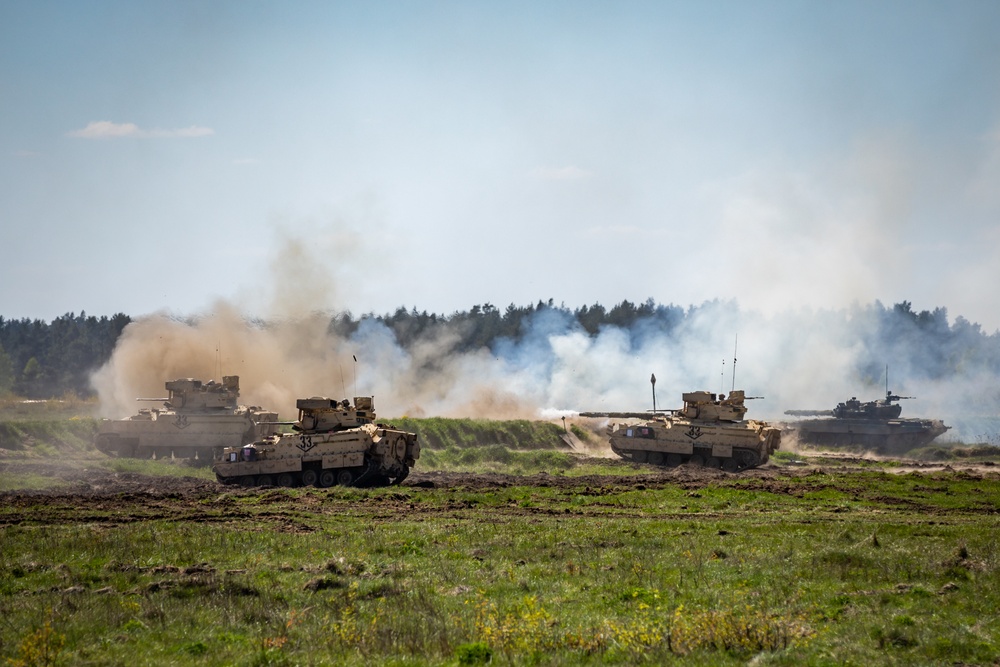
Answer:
[
  {"left": 94, "top": 376, "right": 279, "bottom": 460},
  {"left": 212, "top": 395, "right": 419, "bottom": 488},
  {"left": 784, "top": 391, "right": 949, "bottom": 454},
  {"left": 581, "top": 389, "right": 781, "bottom": 471}
]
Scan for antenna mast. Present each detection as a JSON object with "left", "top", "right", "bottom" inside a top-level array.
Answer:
[
  {"left": 731, "top": 334, "right": 738, "bottom": 393},
  {"left": 650, "top": 373, "right": 657, "bottom": 413},
  {"left": 353, "top": 355, "right": 358, "bottom": 397}
]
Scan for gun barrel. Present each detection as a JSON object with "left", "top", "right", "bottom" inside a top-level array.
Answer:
[
  {"left": 136, "top": 397, "right": 169, "bottom": 402},
  {"left": 578, "top": 411, "right": 673, "bottom": 419},
  {"left": 784, "top": 409, "right": 835, "bottom": 417}
]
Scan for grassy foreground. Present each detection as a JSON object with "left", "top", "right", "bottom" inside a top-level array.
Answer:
[
  {"left": 2, "top": 407, "right": 1000, "bottom": 665},
  {"left": 2, "top": 463, "right": 1000, "bottom": 665}
]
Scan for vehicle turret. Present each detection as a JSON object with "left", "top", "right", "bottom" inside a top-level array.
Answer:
[
  {"left": 293, "top": 396, "right": 375, "bottom": 432},
  {"left": 161, "top": 376, "right": 241, "bottom": 410}
]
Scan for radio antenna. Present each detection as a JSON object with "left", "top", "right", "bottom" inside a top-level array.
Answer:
[
  {"left": 731, "top": 334, "right": 738, "bottom": 393},
  {"left": 650, "top": 373, "right": 657, "bottom": 412},
  {"left": 353, "top": 355, "right": 358, "bottom": 397}
]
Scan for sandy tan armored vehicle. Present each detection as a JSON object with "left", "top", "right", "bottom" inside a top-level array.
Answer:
[
  {"left": 582, "top": 389, "right": 781, "bottom": 471},
  {"left": 212, "top": 395, "right": 419, "bottom": 488},
  {"left": 784, "top": 390, "right": 949, "bottom": 454},
  {"left": 94, "top": 376, "right": 279, "bottom": 460}
]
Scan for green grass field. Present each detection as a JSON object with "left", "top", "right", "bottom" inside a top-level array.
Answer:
[{"left": 1, "top": 414, "right": 1000, "bottom": 665}]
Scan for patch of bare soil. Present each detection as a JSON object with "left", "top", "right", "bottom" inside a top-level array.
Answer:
[
  {"left": 1, "top": 461, "right": 218, "bottom": 496},
  {"left": 404, "top": 464, "right": 782, "bottom": 492},
  {"left": 2, "top": 455, "right": 998, "bottom": 528}
]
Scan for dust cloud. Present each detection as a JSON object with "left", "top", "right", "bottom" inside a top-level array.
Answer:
[{"left": 91, "top": 226, "right": 1000, "bottom": 443}]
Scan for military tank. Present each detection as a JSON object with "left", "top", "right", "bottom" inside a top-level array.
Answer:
[
  {"left": 581, "top": 389, "right": 781, "bottom": 471},
  {"left": 212, "top": 395, "right": 419, "bottom": 488},
  {"left": 94, "top": 376, "right": 279, "bottom": 460},
  {"left": 784, "top": 391, "right": 949, "bottom": 454}
]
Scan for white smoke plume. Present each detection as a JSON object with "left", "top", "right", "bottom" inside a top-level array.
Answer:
[{"left": 91, "top": 226, "right": 1000, "bottom": 444}]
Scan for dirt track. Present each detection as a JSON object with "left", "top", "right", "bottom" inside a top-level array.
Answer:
[
  {"left": 3, "top": 455, "right": 1000, "bottom": 533},
  {"left": 2, "top": 454, "right": 998, "bottom": 502}
]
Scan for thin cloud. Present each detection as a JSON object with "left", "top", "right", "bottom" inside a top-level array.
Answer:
[
  {"left": 529, "top": 165, "right": 594, "bottom": 181},
  {"left": 67, "top": 121, "right": 214, "bottom": 139}
]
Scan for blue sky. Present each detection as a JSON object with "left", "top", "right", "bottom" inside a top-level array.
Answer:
[{"left": 3, "top": 0, "right": 1000, "bottom": 328}]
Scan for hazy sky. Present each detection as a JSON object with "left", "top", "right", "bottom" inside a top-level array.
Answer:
[{"left": 3, "top": 1, "right": 1000, "bottom": 329}]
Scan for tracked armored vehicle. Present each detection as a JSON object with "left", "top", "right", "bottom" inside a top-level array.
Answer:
[
  {"left": 784, "top": 391, "right": 949, "bottom": 454},
  {"left": 94, "top": 376, "right": 279, "bottom": 460},
  {"left": 581, "top": 389, "right": 781, "bottom": 472},
  {"left": 212, "top": 395, "right": 419, "bottom": 488}
]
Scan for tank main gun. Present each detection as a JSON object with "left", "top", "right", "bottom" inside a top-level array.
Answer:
[
  {"left": 578, "top": 411, "right": 673, "bottom": 419},
  {"left": 784, "top": 409, "right": 834, "bottom": 417}
]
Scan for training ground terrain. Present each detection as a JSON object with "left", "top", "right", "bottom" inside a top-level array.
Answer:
[{"left": 1, "top": 407, "right": 999, "bottom": 666}]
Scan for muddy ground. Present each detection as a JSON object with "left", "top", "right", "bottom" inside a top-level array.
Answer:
[{"left": 2, "top": 453, "right": 998, "bottom": 512}]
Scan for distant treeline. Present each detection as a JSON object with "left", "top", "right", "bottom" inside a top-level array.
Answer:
[
  {"left": 852, "top": 301, "right": 1000, "bottom": 385},
  {"left": 337, "top": 299, "right": 1000, "bottom": 386},
  {"left": 0, "top": 312, "right": 131, "bottom": 398},
  {"left": 1, "top": 300, "right": 998, "bottom": 398},
  {"left": 328, "top": 298, "right": 686, "bottom": 352}
]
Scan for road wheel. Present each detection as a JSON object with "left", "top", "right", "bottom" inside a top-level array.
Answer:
[
  {"left": 722, "top": 458, "right": 739, "bottom": 473},
  {"left": 666, "top": 453, "right": 684, "bottom": 467},
  {"left": 277, "top": 473, "right": 294, "bottom": 487},
  {"left": 301, "top": 469, "right": 318, "bottom": 487},
  {"left": 318, "top": 470, "right": 335, "bottom": 488},
  {"left": 689, "top": 455, "right": 705, "bottom": 467},
  {"left": 647, "top": 451, "right": 664, "bottom": 465},
  {"left": 239, "top": 476, "right": 256, "bottom": 488},
  {"left": 336, "top": 469, "right": 354, "bottom": 486},
  {"left": 706, "top": 457, "right": 721, "bottom": 469},
  {"left": 632, "top": 450, "right": 648, "bottom": 463},
  {"left": 257, "top": 475, "right": 273, "bottom": 487}
]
